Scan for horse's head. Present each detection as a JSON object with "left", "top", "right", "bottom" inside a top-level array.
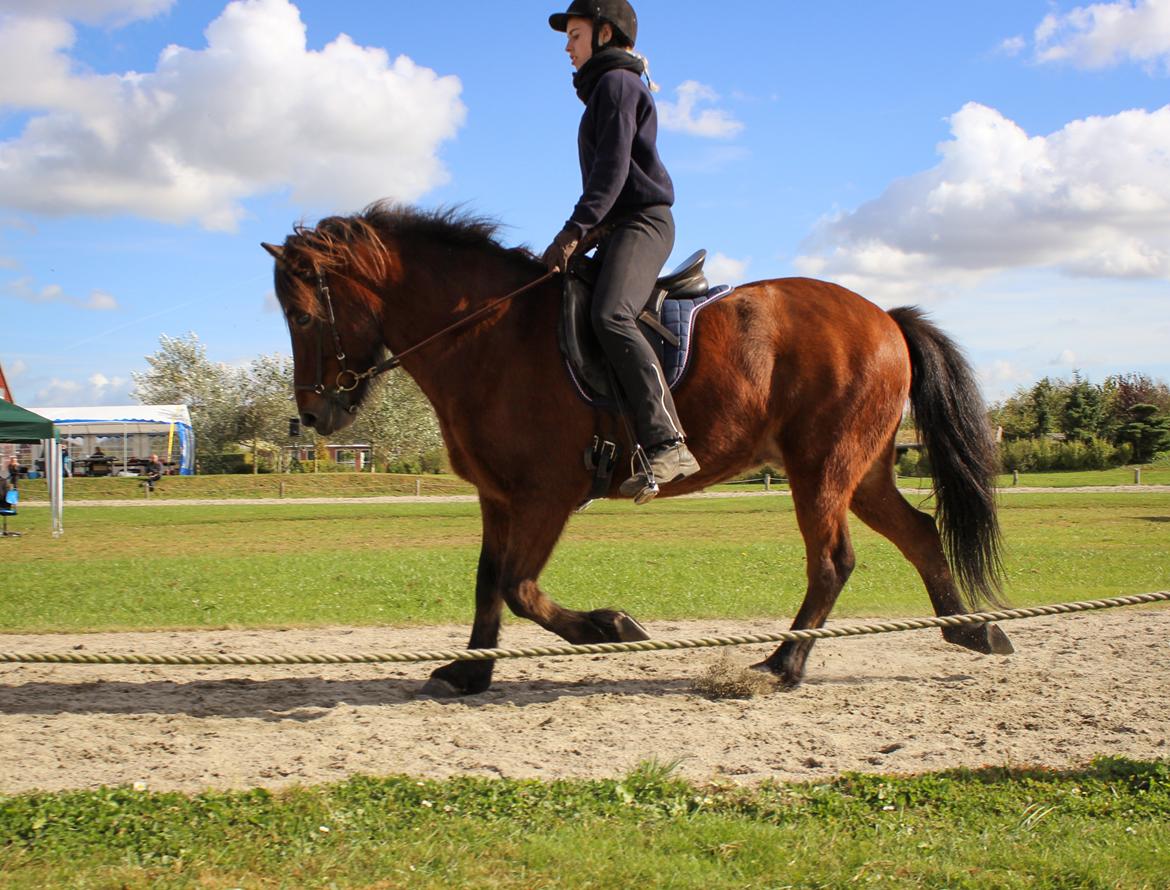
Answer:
[{"left": 263, "top": 218, "right": 392, "bottom": 435}]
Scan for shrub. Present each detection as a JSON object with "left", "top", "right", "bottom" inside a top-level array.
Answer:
[{"left": 896, "top": 453, "right": 921, "bottom": 477}]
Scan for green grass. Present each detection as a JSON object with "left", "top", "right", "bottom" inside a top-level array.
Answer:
[
  {"left": 16, "top": 465, "right": 1170, "bottom": 502},
  {"left": 1, "top": 758, "right": 1167, "bottom": 888},
  {"left": 5, "top": 492, "right": 1169, "bottom": 632},
  {"left": 14, "top": 471, "right": 477, "bottom": 501}
]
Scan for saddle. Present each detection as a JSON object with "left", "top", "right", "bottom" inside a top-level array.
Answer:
[{"left": 558, "top": 249, "right": 735, "bottom": 407}]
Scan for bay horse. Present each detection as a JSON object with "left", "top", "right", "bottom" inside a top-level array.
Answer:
[{"left": 263, "top": 202, "right": 1013, "bottom": 697}]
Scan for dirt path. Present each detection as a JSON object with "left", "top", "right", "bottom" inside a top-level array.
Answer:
[{"left": 1, "top": 609, "right": 1167, "bottom": 794}]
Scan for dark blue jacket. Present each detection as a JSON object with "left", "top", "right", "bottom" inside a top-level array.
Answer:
[{"left": 568, "top": 68, "right": 674, "bottom": 236}]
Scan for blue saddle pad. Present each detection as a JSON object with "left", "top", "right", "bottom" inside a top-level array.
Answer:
[
  {"left": 565, "top": 283, "right": 735, "bottom": 407},
  {"left": 659, "top": 284, "right": 734, "bottom": 389}
]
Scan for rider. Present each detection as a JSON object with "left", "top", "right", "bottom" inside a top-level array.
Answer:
[{"left": 543, "top": 0, "right": 700, "bottom": 503}]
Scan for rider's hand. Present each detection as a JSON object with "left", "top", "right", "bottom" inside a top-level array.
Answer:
[{"left": 541, "top": 227, "right": 579, "bottom": 273}]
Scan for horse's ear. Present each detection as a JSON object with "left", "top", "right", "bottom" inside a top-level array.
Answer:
[{"left": 261, "top": 242, "right": 285, "bottom": 263}]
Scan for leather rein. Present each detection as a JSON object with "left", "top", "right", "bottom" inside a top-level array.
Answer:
[{"left": 296, "top": 268, "right": 556, "bottom": 398}]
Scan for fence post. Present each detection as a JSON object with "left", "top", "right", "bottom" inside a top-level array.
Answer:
[
  {"left": 415, "top": 477, "right": 422, "bottom": 496},
  {"left": 764, "top": 473, "right": 771, "bottom": 492},
  {"left": 1012, "top": 469, "right": 1019, "bottom": 486},
  {"left": 279, "top": 481, "right": 285, "bottom": 499},
  {"left": 1135, "top": 468, "right": 1142, "bottom": 485}
]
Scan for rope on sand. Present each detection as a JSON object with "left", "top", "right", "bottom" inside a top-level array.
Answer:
[{"left": 1, "top": 591, "right": 1167, "bottom": 667}]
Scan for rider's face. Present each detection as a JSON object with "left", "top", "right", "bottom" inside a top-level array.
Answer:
[{"left": 565, "top": 17, "right": 593, "bottom": 70}]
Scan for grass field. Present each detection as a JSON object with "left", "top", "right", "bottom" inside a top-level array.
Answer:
[
  {"left": 1, "top": 758, "right": 1167, "bottom": 888},
  {"left": 4, "top": 489, "right": 1169, "bottom": 887},
  {"left": 5, "top": 490, "right": 1169, "bottom": 632},
  {"left": 12, "top": 464, "right": 1170, "bottom": 502}
]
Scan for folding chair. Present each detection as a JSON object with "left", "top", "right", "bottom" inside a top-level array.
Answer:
[{"left": 0, "top": 488, "right": 19, "bottom": 538}]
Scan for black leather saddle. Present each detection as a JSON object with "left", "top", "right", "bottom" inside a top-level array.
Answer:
[{"left": 558, "top": 249, "right": 735, "bottom": 406}]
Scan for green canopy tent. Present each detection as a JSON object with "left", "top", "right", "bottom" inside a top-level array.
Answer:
[{"left": 0, "top": 400, "right": 63, "bottom": 537}]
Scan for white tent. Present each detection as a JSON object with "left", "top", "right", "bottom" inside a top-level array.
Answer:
[{"left": 29, "top": 405, "right": 196, "bottom": 475}]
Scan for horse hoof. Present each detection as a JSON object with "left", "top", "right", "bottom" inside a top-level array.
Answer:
[
  {"left": 614, "top": 613, "right": 651, "bottom": 642},
  {"left": 749, "top": 660, "right": 802, "bottom": 688},
  {"left": 986, "top": 624, "right": 1015, "bottom": 655},
  {"left": 943, "top": 622, "right": 1015, "bottom": 656},
  {"left": 417, "top": 677, "right": 461, "bottom": 699}
]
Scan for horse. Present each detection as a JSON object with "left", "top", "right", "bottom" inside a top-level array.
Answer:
[{"left": 263, "top": 202, "right": 1013, "bottom": 697}]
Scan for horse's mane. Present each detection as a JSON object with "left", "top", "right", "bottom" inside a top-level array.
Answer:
[{"left": 287, "top": 201, "right": 541, "bottom": 282}]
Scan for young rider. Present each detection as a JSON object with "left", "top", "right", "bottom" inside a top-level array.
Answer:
[{"left": 543, "top": 0, "right": 700, "bottom": 503}]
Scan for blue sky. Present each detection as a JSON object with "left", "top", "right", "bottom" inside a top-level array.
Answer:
[{"left": 2, "top": 0, "right": 1168, "bottom": 408}]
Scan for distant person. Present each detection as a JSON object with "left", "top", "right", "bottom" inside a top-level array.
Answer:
[
  {"left": 62, "top": 447, "right": 72, "bottom": 478},
  {"left": 5, "top": 455, "right": 18, "bottom": 488},
  {"left": 91, "top": 447, "right": 104, "bottom": 458},
  {"left": 144, "top": 453, "right": 163, "bottom": 492}
]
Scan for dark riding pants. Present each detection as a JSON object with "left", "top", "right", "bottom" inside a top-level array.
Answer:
[{"left": 591, "top": 204, "right": 681, "bottom": 447}]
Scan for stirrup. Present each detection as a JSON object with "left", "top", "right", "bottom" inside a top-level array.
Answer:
[{"left": 630, "top": 445, "right": 659, "bottom": 505}]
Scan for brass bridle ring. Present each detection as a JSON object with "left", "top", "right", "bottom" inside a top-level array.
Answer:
[{"left": 335, "top": 369, "right": 362, "bottom": 392}]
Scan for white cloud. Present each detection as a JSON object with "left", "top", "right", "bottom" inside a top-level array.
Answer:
[
  {"left": 1054, "top": 349, "right": 1079, "bottom": 365},
  {"left": 86, "top": 290, "right": 118, "bottom": 311},
  {"left": 8, "top": 358, "right": 27, "bottom": 376},
  {"left": 704, "top": 252, "right": 749, "bottom": 285},
  {"left": 998, "top": 35, "right": 1027, "bottom": 57},
  {"left": 980, "top": 359, "right": 1031, "bottom": 390},
  {"left": 263, "top": 289, "right": 280, "bottom": 313},
  {"left": 1032, "top": 0, "right": 1170, "bottom": 72},
  {"left": 2, "top": 276, "right": 120, "bottom": 310},
  {"left": 0, "top": 256, "right": 17, "bottom": 269},
  {"left": 657, "top": 81, "right": 744, "bottom": 139},
  {"left": 0, "top": 217, "right": 36, "bottom": 233},
  {"left": 33, "top": 371, "right": 130, "bottom": 406},
  {"left": 0, "top": 0, "right": 467, "bottom": 231},
  {"left": 795, "top": 102, "right": 1170, "bottom": 303},
  {"left": 0, "top": 0, "right": 175, "bottom": 26}
]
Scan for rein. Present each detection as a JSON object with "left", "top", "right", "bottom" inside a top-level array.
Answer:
[{"left": 299, "top": 268, "right": 556, "bottom": 397}]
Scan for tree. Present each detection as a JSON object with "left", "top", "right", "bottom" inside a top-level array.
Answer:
[
  {"left": 1117, "top": 403, "right": 1170, "bottom": 464},
  {"left": 1028, "top": 378, "right": 1064, "bottom": 438},
  {"left": 1102, "top": 373, "right": 1170, "bottom": 439},
  {"left": 1060, "top": 372, "right": 1104, "bottom": 442},
  {"left": 131, "top": 333, "right": 240, "bottom": 469},
  {"left": 988, "top": 388, "right": 1037, "bottom": 441},
  {"left": 345, "top": 370, "right": 443, "bottom": 472},
  {"left": 236, "top": 353, "right": 297, "bottom": 472}
]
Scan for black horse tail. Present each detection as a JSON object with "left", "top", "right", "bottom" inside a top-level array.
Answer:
[{"left": 888, "top": 306, "right": 1005, "bottom": 609}]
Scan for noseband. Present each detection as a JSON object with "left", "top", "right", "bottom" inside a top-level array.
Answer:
[{"left": 293, "top": 266, "right": 556, "bottom": 402}]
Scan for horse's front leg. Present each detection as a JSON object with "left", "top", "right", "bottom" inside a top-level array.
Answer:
[
  {"left": 495, "top": 499, "right": 651, "bottom": 646},
  {"left": 421, "top": 497, "right": 649, "bottom": 698},
  {"left": 421, "top": 500, "right": 509, "bottom": 698}
]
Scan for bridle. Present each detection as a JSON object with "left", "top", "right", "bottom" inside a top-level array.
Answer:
[
  {"left": 292, "top": 270, "right": 394, "bottom": 400},
  {"left": 293, "top": 266, "right": 556, "bottom": 402}
]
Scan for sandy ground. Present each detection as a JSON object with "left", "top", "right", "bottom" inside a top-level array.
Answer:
[{"left": 1, "top": 609, "right": 1167, "bottom": 794}]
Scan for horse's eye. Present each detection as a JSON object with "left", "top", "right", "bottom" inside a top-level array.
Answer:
[{"left": 293, "top": 313, "right": 312, "bottom": 327}]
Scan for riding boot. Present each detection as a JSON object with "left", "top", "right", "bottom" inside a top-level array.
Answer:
[{"left": 619, "top": 439, "right": 701, "bottom": 503}]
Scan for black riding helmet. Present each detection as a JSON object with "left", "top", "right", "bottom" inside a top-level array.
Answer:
[{"left": 549, "top": 0, "right": 638, "bottom": 49}]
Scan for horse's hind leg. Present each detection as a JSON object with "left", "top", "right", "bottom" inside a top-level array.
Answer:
[
  {"left": 422, "top": 496, "right": 649, "bottom": 697},
  {"left": 755, "top": 476, "right": 857, "bottom": 687},
  {"left": 849, "top": 454, "right": 1013, "bottom": 656}
]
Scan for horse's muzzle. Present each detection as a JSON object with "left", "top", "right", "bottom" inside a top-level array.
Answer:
[{"left": 299, "top": 393, "right": 357, "bottom": 436}]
